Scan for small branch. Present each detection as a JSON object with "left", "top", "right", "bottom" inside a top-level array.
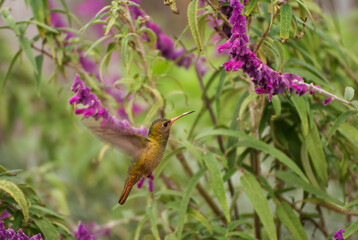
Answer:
[
  {"left": 206, "top": 0, "right": 232, "bottom": 28},
  {"left": 298, "top": 81, "right": 351, "bottom": 105},
  {"left": 254, "top": 8, "right": 280, "bottom": 53}
]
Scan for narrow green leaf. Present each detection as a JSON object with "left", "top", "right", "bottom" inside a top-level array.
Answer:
[
  {"left": 298, "top": 3, "right": 307, "bottom": 21},
  {"left": 343, "top": 221, "right": 358, "bottom": 239},
  {"left": 300, "top": 144, "right": 320, "bottom": 189},
  {"left": 187, "top": 0, "right": 202, "bottom": 51},
  {"left": 344, "top": 87, "right": 355, "bottom": 101},
  {"left": 241, "top": 172, "right": 277, "bottom": 240},
  {"left": 59, "top": 0, "right": 71, "bottom": 26},
  {"left": 215, "top": 69, "right": 226, "bottom": 117},
  {"left": 327, "top": 110, "right": 358, "bottom": 143},
  {"left": 305, "top": 121, "right": 327, "bottom": 186},
  {"left": 227, "top": 231, "right": 258, "bottom": 240},
  {"left": 271, "top": 95, "right": 281, "bottom": 117},
  {"left": 1, "top": 49, "right": 21, "bottom": 92},
  {"left": 205, "top": 153, "right": 230, "bottom": 223},
  {"left": 276, "top": 201, "right": 308, "bottom": 240},
  {"left": 280, "top": 3, "right": 292, "bottom": 40},
  {"left": 245, "top": 0, "right": 258, "bottom": 16},
  {"left": 345, "top": 199, "right": 358, "bottom": 209},
  {"left": 176, "top": 168, "right": 205, "bottom": 239},
  {"left": 275, "top": 171, "right": 344, "bottom": 206},
  {"left": 30, "top": 205, "right": 67, "bottom": 222},
  {"left": 0, "top": 180, "right": 29, "bottom": 222},
  {"left": 84, "top": 35, "right": 111, "bottom": 56},
  {"left": 33, "top": 217, "right": 61, "bottom": 240},
  {"left": 148, "top": 201, "right": 160, "bottom": 240},
  {"left": 273, "top": 40, "right": 285, "bottom": 70},
  {"left": 180, "top": 140, "right": 203, "bottom": 166},
  {"left": 295, "top": 0, "right": 316, "bottom": 30},
  {"left": 239, "top": 93, "right": 258, "bottom": 121},
  {"left": 19, "top": 36, "right": 38, "bottom": 74},
  {"left": 1, "top": 8, "right": 20, "bottom": 35},
  {"left": 134, "top": 216, "right": 148, "bottom": 240},
  {"left": 187, "top": 207, "right": 213, "bottom": 235},
  {"left": 196, "top": 129, "right": 308, "bottom": 182},
  {"left": 290, "top": 95, "right": 308, "bottom": 136},
  {"left": 35, "top": 55, "right": 44, "bottom": 91},
  {"left": 338, "top": 122, "right": 358, "bottom": 148}
]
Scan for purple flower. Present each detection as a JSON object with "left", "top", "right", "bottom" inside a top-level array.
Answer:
[
  {"left": 129, "top": 0, "right": 203, "bottom": 71},
  {"left": 333, "top": 228, "right": 345, "bottom": 240},
  {"left": 69, "top": 75, "right": 148, "bottom": 137},
  {"left": 0, "top": 221, "right": 43, "bottom": 240},
  {"left": 218, "top": 0, "right": 321, "bottom": 102},
  {"left": 0, "top": 210, "right": 10, "bottom": 220},
  {"left": 323, "top": 97, "right": 333, "bottom": 106},
  {"left": 74, "top": 222, "right": 95, "bottom": 240},
  {"left": 137, "top": 173, "right": 154, "bottom": 192}
]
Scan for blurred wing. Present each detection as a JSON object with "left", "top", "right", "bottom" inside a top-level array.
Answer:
[{"left": 84, "top": 120, "right": 149, "bottom": 158}]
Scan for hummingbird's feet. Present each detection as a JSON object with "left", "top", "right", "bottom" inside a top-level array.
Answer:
[{"left": 136, "top": 173, "right": 154, "bottom": 192}]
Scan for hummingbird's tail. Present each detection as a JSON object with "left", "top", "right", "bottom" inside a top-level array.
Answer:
[{"left": 118, "top": 177, "right": 138, "bottom": 205}]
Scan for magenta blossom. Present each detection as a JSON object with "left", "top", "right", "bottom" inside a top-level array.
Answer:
[
  {"left": 74, "top": 222, "right": 95, "bottom": 240},
  {"left": 333, "top": 228, "right": 345, "bottom": 240},
  {"left": 69, "top": 75, "right": 148, "bottom": 137},
  {"left": 137, "top": 173, "right": 154, "bottom": 192},
  {"left": 0, "top": 210, "right": 10, "bottom": 220},
  {"left": 0, "top": 221, "right": 43, "bottom": 240},
  {"left": 218, "top": 0, "right": 321, "bottom": 102}
]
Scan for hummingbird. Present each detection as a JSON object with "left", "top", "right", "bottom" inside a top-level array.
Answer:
[{"left": 88, "top": 111, "right": 194, "bottom": 205}]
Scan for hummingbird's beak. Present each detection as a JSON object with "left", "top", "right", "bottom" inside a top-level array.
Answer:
[{"left": 170, "top": 111, "right": 195, "bottom": 125}]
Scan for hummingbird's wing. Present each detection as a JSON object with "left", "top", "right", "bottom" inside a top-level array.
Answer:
[{"left": 84, "top": 120, "right": 150, "bottom": 159}]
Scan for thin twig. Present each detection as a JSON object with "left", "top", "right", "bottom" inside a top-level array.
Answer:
[{"left": 254, "top": 9, "right": 280, "bottom": 53}]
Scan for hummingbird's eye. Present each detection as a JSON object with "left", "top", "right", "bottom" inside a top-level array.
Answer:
[{"left": 163, "top": 122, "right": 168, "bottom": 127}]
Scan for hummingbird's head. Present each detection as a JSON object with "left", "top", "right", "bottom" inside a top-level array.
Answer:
[{"left": 148, "top": 111, "right": 195, "bottom": 140}]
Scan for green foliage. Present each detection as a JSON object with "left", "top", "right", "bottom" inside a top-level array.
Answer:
[{"left": 0, "top": 0, "right": 358, "bottom": 239}]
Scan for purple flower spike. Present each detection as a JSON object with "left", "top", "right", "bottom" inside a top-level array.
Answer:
[
  {"left": 148, "top": 178, "right": 154, "bottom": 192},
  {"left": 323, "top": 97, "right": 333, "bottom": 106},
  {"left": 137, "top": 178, "right": 145, "bottom": 188},
  {"left": 74, "top": 222, "right": 95, "bottom": 240},
  {"left": 218, "top": 0, "right": 322, "bottom": 102},
  {"left": 0, "top": 221, "right": 43, "bottom": 240},
  {"left": 333, "top": 228, "right": 345, "bottom": 240},
  {"left": 69, "top": 75, "right": 148, "bottom": 137}
]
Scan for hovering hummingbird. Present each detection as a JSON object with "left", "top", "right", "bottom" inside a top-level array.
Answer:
[{"left": 88, "top": 111, "right": 195, "bottom": 205}]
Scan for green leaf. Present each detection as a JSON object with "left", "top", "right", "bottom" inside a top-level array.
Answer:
[
  {"left": 345, "top": 199, "right": 358, "bottom": 209},
  {"left": 215, "top": 69, "right": 226, "bottom": 117},
  {"left": 290, "top": 95, "right": 308, "bottom": 136},
  {"left": 176, "top": 168, "right": 205, "bottom": 240},
  {"left": 35, "top": 55, "right": 44, "bottom": 92},
  {"left": 276, "top": 201, "right": 308, "bottom": 240},
  {"left": 305, "top": 121, "right": 327, "bottom": 186},
  {"left": 84, "top": 35, "right": 112, "bottom": 56},
  {"left": 327, "top": 110, "right": 358, "bottom": 143},
  {"left": 196, "top": 129, "right": 308, "bottom": 182},
  {"left": 1, "top": 8, "right": 20, "bottom": 35},
  {"left": 343, "top": 221, "right": 358, "bottom": 239},
  {"left": 273, "top": 40, "right": 285, "bottom": 71},
  {"left": 275, "top": 171, "right": 344, "bottom": 206},
  {"left": 295, "top": 0, "right": 316, "bottom": 30},
  {"left": 300, "top": 144, "right": 320, "bottom": 189},
  {"left": 134, "top": 216, "right": 148, "bottom": 240},
  {"left": 29, "top": 0, "right": 46, "bottom": 36},
  {"left": 338, "top": 122, "right": 358, "bottom": 148},
  {"left": 187, "top": 207, "right": 213, "bottom": 235},
  {"left": 271, "top": 95, "right": 281, "bottom": 117},
  {"left": 187, "top": 0, "right": 202, "bottom": 51},
  {"left": 33, "top": 217, "right": 61, "bottom": 240},
  {"left": 241, "top": 172, "right": 277, "bottom": 240},
  {"left": 19, "top": 36, "right": 38, "bottom": 74},
  {"left": 239, "top": 93, "right": 258, "bottom": 121},
  {"left": 1, "top": 49, "right": 21, "bottom": 92},
  {"left": 280, "top": 3, "right": 292, "bottom": 40},
  {"left": 245, "top": 0, "right": 258, "bottom": 16},
  {"left": 344, "top": 87, "right": 355, "bottom": 101},
  {"left": 227, "top": 231, "right": 258, "bottom": 240},
  {"left": 205, "top": 153, "right": 230, "bottom": 223},
  {"left": 0, "top": 180, "right": 29, "bottom": 222},
  {"left": 147, "top": 201, "right": 160, "bottom": 240}
]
